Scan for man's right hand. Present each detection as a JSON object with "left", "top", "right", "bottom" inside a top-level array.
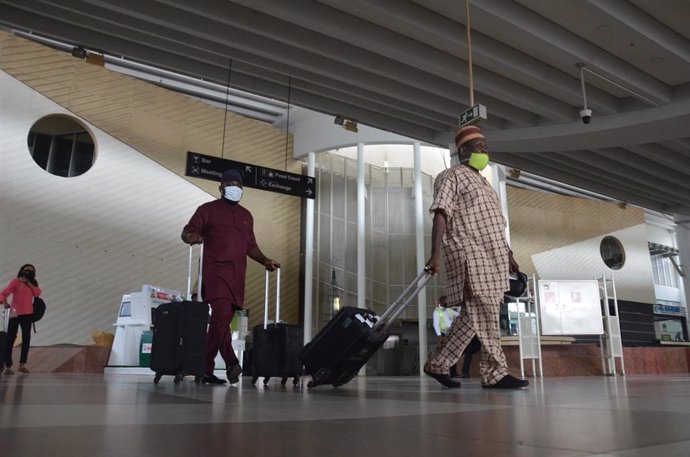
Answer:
[
  {"left": 425, "top": 255, "right": 440, "bottom": 275},
  {"left": 185, "top": 232, "right": 204, "bottom": 245}
]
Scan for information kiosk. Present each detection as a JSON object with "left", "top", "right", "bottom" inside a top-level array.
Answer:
[{"left": 108, "top": 285, "right": 185, "bottom": 367}]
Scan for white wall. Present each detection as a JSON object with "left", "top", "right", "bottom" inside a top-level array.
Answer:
[
  {"left": 532, "top": 224, "right": 656, "bottom": 303},
  {"left": 289, "top": 106, "right": 419, "bottom": 157},
  {"left": 0, "top": 71, "right": 213, "bottom": 345}
]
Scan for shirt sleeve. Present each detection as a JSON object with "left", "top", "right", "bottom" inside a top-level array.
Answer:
[
  {"left": 0, "top": 278, "right": 19, "bottom": 303},
  {"left": 432, "top": 309, "right": 441, "bottom": 336},
  {"left": 246, "top": 212, "right": 259, "bottom": 252},
  {"left": 429, "top": 171, "right": 456, "bottom": 222},
  {"left": 33, "top": 285, "right": 42, "bottom": 297},
  {"left": 183, "top": 205, "right": 207, "bottom": 237}
]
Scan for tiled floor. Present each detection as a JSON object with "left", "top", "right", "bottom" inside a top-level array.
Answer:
[{"left": 1, "top": 373, "right": 689, "bottom": 457}]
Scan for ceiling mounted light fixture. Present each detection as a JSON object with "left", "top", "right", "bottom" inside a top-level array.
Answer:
[
  {"left": 71, "top": 46, "right": 87, "bottom": 59},
  {"left": 334, "top": 115, "right": 358, "bottom": 132},
  {"left": 343, "top": 120, "right": 358, "bottom": 133}
]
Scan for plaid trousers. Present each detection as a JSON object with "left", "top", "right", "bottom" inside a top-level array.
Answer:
[{"left": 426, "top": 295, "right": 509, "bottom": 385}]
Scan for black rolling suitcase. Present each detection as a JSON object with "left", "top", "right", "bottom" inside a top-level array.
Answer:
[
  {"left": 300, "top": 269, "right": 432, "bottom": 388},
  {"left": 251, "top": 268, "right": 303, "bottom": 386},
  {"left": 150, "top": 245, "right": 209, "bottom": 384}
]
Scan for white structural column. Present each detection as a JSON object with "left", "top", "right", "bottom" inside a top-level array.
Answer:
[
  {"left": 357, "top": 143, "right": 366, "bottom": 310},
  {"left": 492, "top": 165, "right": 511, "bottom": 245},
  {"left": 414, "top": 142, "right": 428, "bottom": 375},
  {"left": 303, "top": 151, "right": 316, "bottom": 343},
  {"left": 674, "top": 215, "right": 690, "bottom": 312}
]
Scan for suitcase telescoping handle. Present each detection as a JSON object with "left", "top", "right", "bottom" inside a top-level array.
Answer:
[
  {"left": 263, "top": 267, "right": 281, "bottom": 329},
  {"left": 372, "top": 268, "right": 433, "bottom": 336},
  {"left": 186, "top": 244, "right": 204, "bottom": 301}
]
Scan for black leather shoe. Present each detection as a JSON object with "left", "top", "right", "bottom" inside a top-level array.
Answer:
[
  {"left": 483, "top": 374, "right": 529, "bottom": 389},
  {"left": 202, "top": 374, "right": 227, "bottom": 385},
  {"left": 423, "top": 367, "right": 461, "bottom": 388},
  {"left": 226, "top": 363, "right": 242, "bottom": 384},
  {"left": 458, "top": 373, "right": 470, "bottom": 379}
]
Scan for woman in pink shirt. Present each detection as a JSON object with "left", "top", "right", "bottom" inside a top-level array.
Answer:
[{"left": 1, "top": 264, "right": 42, "bottom": 374}]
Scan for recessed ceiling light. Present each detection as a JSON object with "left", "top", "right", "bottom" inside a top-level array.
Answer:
[{"left": 596, "top": 24, "right": 610, "bottom": 32}]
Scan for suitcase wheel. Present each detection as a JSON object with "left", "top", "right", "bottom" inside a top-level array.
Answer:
[
  {"left": 263, "top": 377, "right": 270, "bottom": 386},
  {"left": 307, "top": 380, "right": 316, "bottom": 389},
  {"left": 292, "top": 377, "right": 300, "bottom": 386},
  {"left": 194, "top": 376, "right": 202, "bottom": 385},
  {"left": 251, "top": 376, "right": 259, "bottom": 385},
  {"left": 153, "top": 373, "right": 162, "bottom": 384},
  {"left": 174, "top": 374, "right": 184, "bottom": 384},
  {"left": 280, "top": 377, "right": 287, "bottom": 386}
]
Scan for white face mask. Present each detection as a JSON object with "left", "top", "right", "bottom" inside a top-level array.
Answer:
[{"left": 223, "top": 185, "right": 243, "bottom": 202}]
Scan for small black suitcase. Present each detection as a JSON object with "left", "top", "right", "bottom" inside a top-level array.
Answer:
[
  {"left": 251, "top": 268, "right": 303, "bottom": 386},
  {"left": 150, "top": 300, "right": 208, "bottom": 384},
  {"left": 149, "top": 245, "right": 208, "bottom": 384},
  {"left": 300, "top": 269, "right": 432, "bottom": 388}
]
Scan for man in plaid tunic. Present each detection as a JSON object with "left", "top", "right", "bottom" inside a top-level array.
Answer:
[{"left": 424, "top": 125, "right": 528, "bottom": 389}]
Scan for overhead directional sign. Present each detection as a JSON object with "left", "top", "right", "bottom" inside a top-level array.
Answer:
[
  {"left": 185, "top": 151, "right": 316, "bottom": 199},
  {"left": 458, "top": 104, "right": 487, "bottom": 127}
]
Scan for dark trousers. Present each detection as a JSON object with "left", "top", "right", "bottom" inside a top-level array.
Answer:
[
  {"left": 460, "top": 335, "right": 481, "bottom": 376},
  {"left": 206, "top": 298, "right": 239, "bottom": 375},
  {"left": 6, "top": 315, "right": 32, "bottom": 367}
]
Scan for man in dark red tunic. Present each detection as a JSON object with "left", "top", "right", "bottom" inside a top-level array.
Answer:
[{"left": 182, "top": 168, "right": 279, "bottom": 385}]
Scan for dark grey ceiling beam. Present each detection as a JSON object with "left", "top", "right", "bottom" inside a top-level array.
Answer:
[
  {"left": 487, "top": 94, "right": 690, "bottom": 153},
  {"left": 31, "top": 0, "right": 468, "bottom": 125},
  {"left": 0, "top": 6, "right": 437, "bottom": 142},
  {"left": 588, "top": 0, "right": 690, "bottom": 64},
  {"left": 225, "top": 0, "right": 577, "bottom": 122},
  {"left": 559, "top": 148, "right": 690, "bottom": 194},
  {"left": 530, "top": 151, "right": 690, "bottom": 208},
  {"left": 662, "top": 139, "right": 690, "bottom": 158},
  {"left": 623, "top": 143, "right": 690, "bottom": 176},
  {"left": 492, "top": 152, "right": 686, "bottom": 214},
  {"left": 591, "top": 147, "right": 690, "bottom": 191},
  {"left": 319, "top": 0, "right": 620, "bottom": 115},
  {"left": 119, "top": 0, "right": 539, "bottom": 127},
  {"left": 473, "top": 0, "right": 672, "bottom": 104},
  {"left": 2, "top": 1, "right": 464, "bottom": 132}
]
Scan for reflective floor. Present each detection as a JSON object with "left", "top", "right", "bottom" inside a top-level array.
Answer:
[{"left": 1, "top": 373, "right": 689, "bottom": 457}]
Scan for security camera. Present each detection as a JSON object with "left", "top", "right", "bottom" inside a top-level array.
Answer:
[{"left": 580, "top": 108, "right": 592, "bottom": 124}]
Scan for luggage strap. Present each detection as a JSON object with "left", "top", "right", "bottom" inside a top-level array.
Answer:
[{"left": 371, "top": 268, "right": 433, "bottom": 337}]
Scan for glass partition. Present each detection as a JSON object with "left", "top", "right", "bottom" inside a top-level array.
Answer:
[{"left": 311, "top": 151, "right": 446, "bottom": 333}]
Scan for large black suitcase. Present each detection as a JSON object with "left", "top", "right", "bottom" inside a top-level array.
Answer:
[
  {"left": 300, "top": 269, "right": 432, "bottom": 388},
  {"left": 150, "top": 245, "right": 208, "bottom": 384},
  {"left": 251, "top": 268, "right": 303, "bottom": 386},
  {"left": 150, "top": 300, "right": 208, "bottom": 384}
]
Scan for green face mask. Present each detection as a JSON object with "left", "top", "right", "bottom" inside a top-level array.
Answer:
[{"left": 468, "top": 152, "right": 489, "bottom": 171}]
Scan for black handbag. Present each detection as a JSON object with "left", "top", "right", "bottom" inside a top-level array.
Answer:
[
  {"left": 32, "top": 297, "right": 46, "bottom": 322},
  {"left": 506, "top": 272, "right": 528, "bottom": 298}
]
